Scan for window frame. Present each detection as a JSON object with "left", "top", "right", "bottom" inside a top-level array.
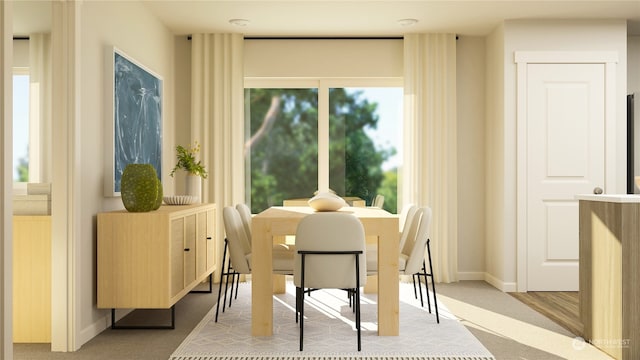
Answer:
[{"left": 244, "top": 77, "right": 403, "bottom": 207}]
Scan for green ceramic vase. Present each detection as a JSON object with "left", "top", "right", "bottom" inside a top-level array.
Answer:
[
  {"left": 152, "top": 177, "right": 163, "bottom": 210},
  {"left": 121, "top": 164, "right": 161, "bottom": 212}
]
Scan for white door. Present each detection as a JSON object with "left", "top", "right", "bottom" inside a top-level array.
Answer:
[{"left": 526, "top": 63, "right": 605, "bottom": 291}]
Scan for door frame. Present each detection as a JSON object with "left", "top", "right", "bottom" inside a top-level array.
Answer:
[
  {"left": 2, "top": 1, "right": 79, "bottom": 354},
  {"left": 515, "top": 51, "right": 618, "bottom": 292},
  {"left": 2, "top": 1, "right": 13, "bottom": 358}
]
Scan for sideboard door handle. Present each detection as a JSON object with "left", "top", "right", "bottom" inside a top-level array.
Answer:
[
  {"left": 206, "top": 237, "right": 212, "bottom": 240},
  {"left": 184, "top": 248, "right": 190, "bottom": 252}
]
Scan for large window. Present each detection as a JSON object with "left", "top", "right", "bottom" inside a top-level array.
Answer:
[{"left": 245, "top": 80, "right": 402, "bottom": 213}]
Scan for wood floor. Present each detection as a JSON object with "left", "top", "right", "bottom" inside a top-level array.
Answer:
[{"left": 509, "top": 291, "right": 582, "bottom": 337}]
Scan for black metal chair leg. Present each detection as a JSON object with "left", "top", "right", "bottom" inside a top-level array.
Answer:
[
  {"left": 416, "top": 271, "right": 425, "bottom": 307},
  {"left": 426, "top": 240, "right": 439, "bottom": 323},
  {"left": 215, "top": 239, "right": 229, "bottom": 322},
  {"left": 300, "top": 255, "right": 305, "bottom": 351},
  {"left": 355, "top": 255, "right": 362, "bottom": 351},
  {"left": 295, "top": 286, "right": 301, "bottom": 323},
  {"left": 233, "top": 272, "right": 241, "bottom": 300},
  {"left": 222, "top": 251, "right": 235, "bottom": 312},
  {"left": 422, "top": 260, "right": 432, "bottom": 313},
  {"left": 227, "top": 271, "right": 236, "bottom": 308}
]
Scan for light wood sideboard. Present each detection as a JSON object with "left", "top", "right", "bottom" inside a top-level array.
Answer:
[
  {"left": 97, "top": 204, "right": 216, "bottom": 314},
  {"left": 577, "top": 195, "right": 640, "bottom": 360},
  {"left": 13, "top": 215, "right": 51, "bottom": 343}
]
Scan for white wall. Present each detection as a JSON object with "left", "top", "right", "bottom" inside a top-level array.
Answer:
[
  {"left": 456, "top": 36, "right": 486, "bottom": 279},
  {"left": 173, "top": 35, "right": 192, "bottom": 194},
  {"left": 12, "top": 39, "right": 28, "bottom": 67},
  {"left": 484, "top": 24, "right": 508, "bottom": 289},
  {"left": 484, "top": 19, "right": 628, "bottom": 291},
  {"left": 629, "top": 36, "right": 640, "bottom": 181},
  {"left": 78, "top": 0, "right": 175, "bottom": 346},
  {"left": 628, "top": 36, "right": 640, "bottom": 94}
]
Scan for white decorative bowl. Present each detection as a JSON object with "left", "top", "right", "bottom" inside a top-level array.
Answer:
[
  {"left": 308, "top": 192, "right": 346, "bottom": 212},
  {"left": 163, "top": 195, "right": 199, "bottom": 205}
]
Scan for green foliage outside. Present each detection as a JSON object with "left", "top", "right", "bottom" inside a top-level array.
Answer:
[
  {"left": 16, "top": 152, "right": 28, "bottom": 182},
  {"left": 377, "top": 170, "right": 398, "bottom": 214},
  {"left": 246, "top": 88, "right": 398, "bottom": 213}
]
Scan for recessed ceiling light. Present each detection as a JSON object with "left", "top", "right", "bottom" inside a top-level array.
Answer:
[
  {"left": 229, "top": 19, "right": 250, "bottom": 27},
  {"left": 397, "top": 18, "right": 418, "bottom": 27}
]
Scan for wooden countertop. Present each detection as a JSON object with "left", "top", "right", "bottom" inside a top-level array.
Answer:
[{"left": 575, "top": 194, "right": 640, "bottom": 203}]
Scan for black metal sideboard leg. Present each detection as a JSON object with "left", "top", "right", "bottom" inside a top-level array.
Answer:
[
  {"left": 110, "top": 306, "right": 175, "bottom": 330},
  {"left": 190, "top": 273, "right": 213, "bottom": 293}
]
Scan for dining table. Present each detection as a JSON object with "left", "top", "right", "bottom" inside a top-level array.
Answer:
[{"left": 251, "top": 206, "right": 400, "bottom": 336}]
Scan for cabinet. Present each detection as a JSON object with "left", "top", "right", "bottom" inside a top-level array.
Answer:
[
  {"left": 577, "top": 195, "right": 640, "bottom": 360},
  {"left": 98, "top": 204, "right": 216, "bottom": 310}
]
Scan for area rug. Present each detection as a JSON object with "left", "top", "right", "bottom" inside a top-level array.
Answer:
[{"left": 170, "top": 282, "right": 495, "bottom": 360}]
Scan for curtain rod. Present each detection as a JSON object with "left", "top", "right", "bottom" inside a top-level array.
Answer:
[
  {"left": 244, "top": 36, "right": 403, "bottom": 40},
  {"left": 187, "top": 35, "right": 458, "bottom": 40},
  {"left": 187, "top": 35, "right": 403, "bottom": 41}
]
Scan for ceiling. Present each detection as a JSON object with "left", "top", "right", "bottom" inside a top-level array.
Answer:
[{"left": 12, "top": 0, "right": 640, "bottom": 37}]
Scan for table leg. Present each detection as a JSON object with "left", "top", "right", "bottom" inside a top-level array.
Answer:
[
  {"left": 377, "top": 221, "right": 399, "bottom": 336},
  {"left": 273, "top": 235, "right": 287, "bottom": 293},
  {"left": 251, "top": 218, "right": 273, "bottom": 336},
  {"left": 364, "top": 235, "right": 378, "bottom": 293}
]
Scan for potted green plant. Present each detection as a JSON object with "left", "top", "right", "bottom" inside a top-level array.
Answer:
[
  {"left": 170, "top": 141, "right": 208, "bottom": 179},
  {"left": 170, "top": 141, "right": 207, "bottom": 203}
]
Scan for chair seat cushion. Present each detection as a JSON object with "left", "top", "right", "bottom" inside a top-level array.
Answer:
[
  {"left": 245, "top": 245, "right": 295, "bottom": 273},
  {"left": 273, "top": 244, "right": 295, "bottom": 272},
  {"left": 365, "top": 248, "right": 408, "bottom": 273},
  {"left": 398, "top": 254, "right": 409, "bottom": 273},
  {"left": 366, "top": 245, "right": 378, "bottom": 272}
]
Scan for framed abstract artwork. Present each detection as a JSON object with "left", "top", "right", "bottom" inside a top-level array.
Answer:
[{"left": 105, "top": 47, "right": 163, "bottom": 197}]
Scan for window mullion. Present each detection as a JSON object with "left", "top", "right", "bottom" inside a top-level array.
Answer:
[{"left": 318, "top": 82, "right": 329, "bottom": 191}]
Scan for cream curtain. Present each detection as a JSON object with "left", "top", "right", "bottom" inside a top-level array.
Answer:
[
  {"left": 403, "top": 34, "right": 458, "bottom": 283},
  {"left": 191, "top": 33, "right": 245, "bottom": 278},
  {"left": 29, "top": 33, "right": 52, "bottom": 183}
]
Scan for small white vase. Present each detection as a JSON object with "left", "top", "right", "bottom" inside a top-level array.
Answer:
[{"left": 185, "top": 174, "right": 202, "bottom": 203}]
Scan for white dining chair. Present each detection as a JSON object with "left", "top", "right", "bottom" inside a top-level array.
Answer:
[
  {"left": 367, "top": 207, "right": 440, "bottom": 323},
  {"left": 236, "top": 203, "right": 253, "bottom": 238},
  {"left": 366, "top": 204, "right": 419, "bottom": 275},
  {"left": 371, "top": 194, "right": 385, "bottom": 208},
  {"left": 398, "top": 203, "right": 417, "bottom": 230},
  {"left": 294, "top": 212, "right": 367, "bottom": 351},
  {"left": 215, "top": 206, "right": 294, "bottom": 322},
  {"left": 400, "top": 207, "right": 439, "bottom": 323}
]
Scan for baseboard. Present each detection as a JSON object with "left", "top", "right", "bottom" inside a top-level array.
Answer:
[
  {"left": 457, "top": 271, "right": 485, "bottom": 281},
  {"left": 484, "top": 272, "right": 517, "bottom": 292},
  {"left": 77, "top": 309, "right": 133, "bottom": 349},
  {"left": 77, "top": 312, "right": 109, "bottom": 349}
]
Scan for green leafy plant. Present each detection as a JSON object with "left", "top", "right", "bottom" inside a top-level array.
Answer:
[{"left": 170, "top": 141, "right": 208, "bottom": 179}]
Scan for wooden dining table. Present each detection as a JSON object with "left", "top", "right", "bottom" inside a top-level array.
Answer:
[{"left": 251, "top": 206, "right": 399, "bottom": 336}]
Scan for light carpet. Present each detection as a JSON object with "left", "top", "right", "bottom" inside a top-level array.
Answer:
[{"left": 170, "top": 282, "right": 495, "bottom": 360}]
